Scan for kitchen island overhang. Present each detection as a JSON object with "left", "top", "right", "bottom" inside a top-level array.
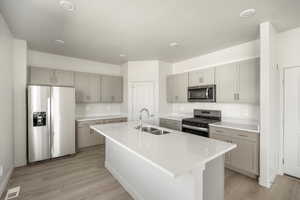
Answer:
[{"left": 91, "top": 122, "right": 236, "bottom": 200}]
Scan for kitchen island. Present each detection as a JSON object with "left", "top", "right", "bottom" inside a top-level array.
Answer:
[{"left": 91, "top": 122, "right": 236, "bottom": 200}]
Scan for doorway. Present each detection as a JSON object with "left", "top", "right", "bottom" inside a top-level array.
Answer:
[
  {"left": 129, "top": 82, "right": 155, "bottom": 121},
  {"left": 283, "top": 67, "right": 300, "bottom": 178}
]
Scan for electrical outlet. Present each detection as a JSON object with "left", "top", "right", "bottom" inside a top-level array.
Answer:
[{"left": 0, "top": 165, "right": 3, "bottom": 177}]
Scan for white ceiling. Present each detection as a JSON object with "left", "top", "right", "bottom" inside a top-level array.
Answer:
[{"left": 1, "top": 0, "right": 299, "bottom": 64}]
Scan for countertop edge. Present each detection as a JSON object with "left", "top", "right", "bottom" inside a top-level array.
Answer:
[
  {"left": 76, "top": 115, "right": 127, "bottom": 122},
  {"left": 209, "top": 123, "right": 260, "bottom": 133}
]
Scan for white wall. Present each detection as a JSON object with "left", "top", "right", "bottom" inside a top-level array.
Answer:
[
  {"left": 172, "top": 40, "right": 260, "bottom": 123},
  {"left": 126, "top": 61, "right": 160, "bottom": 121},
  {"left": 259, "top": 22, "right": 280, "bottom": 188},
  {"left": 173, "top": 40, "right": 260, "bottom": 73},
  {"left": 28, "top": 50, "right": 121, "bottom": 75},
  {"left": 0, "top": 13, "right": 14, "bottom": 197},
  {"left": 13, "top": 39, "right": 27, "bottom": 167},
  {"left": 277, "top": 27, "right": 300, "bottom": 68},
  {"left": 122, "top": 60, "right": 173, "bottom": 121},
  {"left": 27, "top": 50, "right": 123, "bottom": 117}
]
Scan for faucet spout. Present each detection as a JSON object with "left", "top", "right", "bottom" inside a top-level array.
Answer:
[{"left": 139, "top": 108, "right": 151, "bottom": 129}]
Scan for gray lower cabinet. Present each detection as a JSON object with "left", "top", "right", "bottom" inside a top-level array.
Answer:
[
  {"left": 76, "top": 117, "right": 127, "bottom": 149},
  {"left": 28, "top": 66, "right": 74, "bottom": 86},
  {"left": 210, "top": 126, "right": 259, "bottom": 177},
  {"left": 167, "top": 73, "right": 188, "bottom": 103},
  {"left": 159, "top": 118, "right": 181, "bottom": 131},
  {"left": 74, "top": 72, "right": 100, "bottom": 103},
  {"left": 188, "top": 67, "right": 215, "bottom": 87},
  {"left": 101, "top": 75, "right": 123, "bottom": 103}
]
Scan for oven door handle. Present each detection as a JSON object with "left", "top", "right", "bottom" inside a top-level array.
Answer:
[{"left": 182, "top": 124, "right": 208, "bottom": 132}]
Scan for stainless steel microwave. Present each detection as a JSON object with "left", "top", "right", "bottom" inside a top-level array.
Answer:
[{"left": 188, "top": 85, "right": 216, "bottom": 102}]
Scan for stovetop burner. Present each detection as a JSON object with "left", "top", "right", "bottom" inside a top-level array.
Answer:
[{"left": 182, "top": 109, "right": 222, "bottom": 128}]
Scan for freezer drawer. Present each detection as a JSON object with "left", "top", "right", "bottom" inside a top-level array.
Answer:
[{"left": 28, "top": 86, "right": 51, "bottom": 162}]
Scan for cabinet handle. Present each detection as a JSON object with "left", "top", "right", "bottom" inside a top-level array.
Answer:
[
  {"left": 237, "top": 93, "right": 240, "bottom": 100},
  {"left": 90, "top": 128, "right": 94, "bottom": 135},
  {"left": 238, "top": 134, "right": 248, "bottom": 137},
  {"left": 216, "top": 130, "right": 223, "bottom": 133},
  {"left": 234, "top": 93, "right": 237, "bottom": 100}
]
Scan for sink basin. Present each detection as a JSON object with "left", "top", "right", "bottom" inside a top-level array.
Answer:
[{"left": 135, "top": 126, "right": 170, "bottom": 135}]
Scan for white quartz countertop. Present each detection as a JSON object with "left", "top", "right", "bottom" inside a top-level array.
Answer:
[
  {"left": 209, "top": 121, "right": 259, "bottom": 133},
  {"left": 91, "top": 122, "right": 236, "bottom": 178},
  {"left": 76, "top": 114, "right": 127, "bottom": 122}
]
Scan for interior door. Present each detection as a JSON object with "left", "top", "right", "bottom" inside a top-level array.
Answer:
[
  {"left": 130, "top": 82, "right": 155, "bottom": 121},
  {"left": 51, "top": 87, "right": 76, "bottom": 158},
  {"left": 284, "top": 67, "right": 300, "bottom": 178}
]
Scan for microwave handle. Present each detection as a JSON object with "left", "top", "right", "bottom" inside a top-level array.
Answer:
[{"left": 206, "top": 88, "right": 209, "bottom": 97}]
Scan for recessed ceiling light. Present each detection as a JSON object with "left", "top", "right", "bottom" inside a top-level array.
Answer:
[
  {"left": 239, "top": 9, "right": 256, "bottom": 18},
  {"left": 120, "top": 54, "right": 126, "bottom": 57},
  {"left": 59, "top": 0, "right": 75, "bottom": 11},
  {"left": 169, "top": 42, "right": 179, "bottom": 47},
  {"left": 55, "top": 39, "right": 65, "bottom": 44}
]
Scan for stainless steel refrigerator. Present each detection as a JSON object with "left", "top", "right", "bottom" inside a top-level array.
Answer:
[{"left": 27, "top": 85, "right": 76, "bottom": 163}]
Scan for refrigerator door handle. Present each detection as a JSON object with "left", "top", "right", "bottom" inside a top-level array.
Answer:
[{"left": 47, "top": 97, "right": 52, "bottom": 156}]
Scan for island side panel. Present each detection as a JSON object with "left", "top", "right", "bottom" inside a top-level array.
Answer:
[
  {"left": 105, "top": 139, "right": 197, "bottom": 200},
  {"left": 203, "top": 156, "right": 225, "bottom": 200}
]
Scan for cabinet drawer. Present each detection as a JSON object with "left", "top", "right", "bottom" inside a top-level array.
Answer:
[{"left": 209, "top": 126, "right": 258, "bottom": 142}]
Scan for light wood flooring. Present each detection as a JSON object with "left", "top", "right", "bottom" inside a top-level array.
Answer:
[{"left": 1, "top": 145, "right": 300, "bottom": 200}]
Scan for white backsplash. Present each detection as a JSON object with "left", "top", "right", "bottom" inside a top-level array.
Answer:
[
  {"left": 76, "top": 103, "right": 122, "bottom": 117},
  {"left": 172, "top": 103, "right": 260, "bottom": 124}
]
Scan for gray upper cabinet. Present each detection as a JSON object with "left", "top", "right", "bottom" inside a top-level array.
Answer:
[
  {"left": 28, "top": 66, "right": 74, "bottom": 87},
  {"left": 216, "top": 63, "right": 237, "bottom": 102},
  {"left": 216, "top": 58, "right": 259, "bottom": 104},
  {"left": 188, "top": 68, "right": 215, "bottom": 87},
  {"left": 74, "top": 72, "right": 100, "bottom": 103},
  {"left": 100, "top": 75, "right": 123, "bottom": 103},
  {"left": 237, "top": 58, "right": 260, "bottom": 104},
  {"left": 167, "top": 73, "right": 188, "bottom": 103},
  {"left": 28, "top": 67, "right": 54, "bottom": 85},
  {"left": 53, "top": 70, "right": 74, "bottom": 86}
]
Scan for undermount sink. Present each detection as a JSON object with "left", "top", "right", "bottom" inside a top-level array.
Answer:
[{"left": 135, "top": 126, "right": 170, "bottom": 135}]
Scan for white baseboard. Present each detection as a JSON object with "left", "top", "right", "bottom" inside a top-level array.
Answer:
[
  {"left": 0, "top": 167, "right": 13, "bottom": 198},
  {"left": 105, "top": 161, "right": 145, "bottom": 200}
]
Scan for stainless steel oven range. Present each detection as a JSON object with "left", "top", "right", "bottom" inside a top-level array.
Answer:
[{"left": 182, "top": 109, "right": 221, "bottom": 137}]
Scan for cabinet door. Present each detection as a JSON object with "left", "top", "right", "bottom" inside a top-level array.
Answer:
[
  {"left": 166, "top": 75, "right": 174, "bottom": 102},
  {"left": 210, "top": 133, "right": 231, "bottom": 165},
  {"left": 230, "top": 137, "right": 258, "bottom": 174},
  {"left": 77, "top": 126, "right": 104, "bottom": 148},
  {"left": 173, "top": 73, "right": 188, "bottom": 102},
  {"left": 237, "top": 58, "right": 259, "bottom": 104},
  {"left": 189, "top": 68, "right": 215, "bottom": 87},
  {"left": 159, "top": 118, "right": 181, "bottom": 131},
  {"left": 54, "top": 70, "right": 74, "bottom": 87},
  {"left": 216, "top": 63, "right": 237, "bottom": 103},
  {"left": 101, "top": 75, "right": 123, "bottom": 103},
  {"left": 74, "top": 72, "right": 100, "bottom": 103},
  {"left": 29, "top": 67, "right": 54, "bottom": 85}
]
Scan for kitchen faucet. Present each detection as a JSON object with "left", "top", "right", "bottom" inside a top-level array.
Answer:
[{"left": 139, "top": 108, "right": 151, "bottom": 129}]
